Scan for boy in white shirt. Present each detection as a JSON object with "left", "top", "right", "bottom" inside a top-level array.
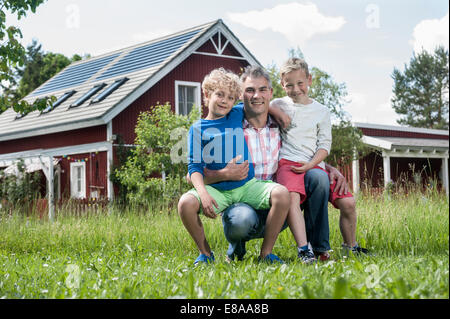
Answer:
[{"left": 269, "top": 58, "right": 354, "bottom": 260}]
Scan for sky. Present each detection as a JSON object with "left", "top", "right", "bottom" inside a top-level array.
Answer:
[{"left": 5, "top": 0, "right": 449, "bottom": 126}]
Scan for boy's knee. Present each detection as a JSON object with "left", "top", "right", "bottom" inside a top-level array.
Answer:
[
  {"left": 178, "top": 193, "right": 199, "bottom": 216},
  {"left": 270, "top": 185, "right": 290, "bottom": 206},
  {"left": 337, "top": 197, "right": 356, "bottom": 214}
]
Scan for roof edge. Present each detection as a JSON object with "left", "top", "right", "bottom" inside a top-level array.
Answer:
[{"left": 354, "top": 122, "right": 449, "bottom": 136}]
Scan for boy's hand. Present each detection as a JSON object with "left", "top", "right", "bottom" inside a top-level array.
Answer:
[
  {"left": 199, "top": 191, "right": 218, "bottom": 219},
  {"left": 290, "top": 161, "right": 313, "bottom": 174}
]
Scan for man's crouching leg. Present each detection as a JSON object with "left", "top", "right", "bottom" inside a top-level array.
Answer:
[{"left": 222, "top": 203, "right": 260, "bottom": 261}]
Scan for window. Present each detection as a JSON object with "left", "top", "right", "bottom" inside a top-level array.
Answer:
[
  {"left": 69, "top": 83, "right": 106, "bottom": 108},
  {"left": 70, "top": 162, "right": 86, "bottom": 199},
  {"left": 41, "top": 90, "right": 76, "bottom": 114},
  {"left": 90, "top": 77, "right": 129, "bottom": 104},
  {"left": 175, "top": 81, "right": 201, "bottom": 116}
]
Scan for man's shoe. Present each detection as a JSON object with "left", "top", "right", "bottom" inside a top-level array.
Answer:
[
  {"left": 194, "top": 252, "right": 215, "bottom": 265},
  {"left": 342, "top": 244, "right": 370, "bottom": 256},
  {"left": 314, "top": 250, "right": 331, "bottom": 261},
  {"left": 298, "top": 249, "right": 316, "bottom": 264},
  {"left": 258, "top": 253, "right": 284, "bottom": 264},
  {"left": 226, "top": 241, "right": 246, "bottom": 262}
]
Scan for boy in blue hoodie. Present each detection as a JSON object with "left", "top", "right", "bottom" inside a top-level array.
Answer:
[{"left": 178, "top": 68, "right": 290, "bottom": 265}]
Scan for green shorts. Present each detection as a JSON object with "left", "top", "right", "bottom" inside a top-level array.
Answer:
[{"left": 187, "top": 178, "right": 281, "bottom": 215}]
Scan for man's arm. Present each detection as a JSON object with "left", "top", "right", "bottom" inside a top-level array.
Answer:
[
  {"left": 186, "top": 155, "right": 249, "bottom": 185},
  {"left": 269, "top": 100, "right": 291, "bottom": 129}
]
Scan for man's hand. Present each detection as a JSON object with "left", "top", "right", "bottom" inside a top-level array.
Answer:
[
  {"left": 222, "top": 155, "right": 249, "bottom": 181},
  {"left": 329, "top": 166, "right": 348, "bottom": 195},
  {"left": 269, "top": 104, "right": 291, "bottom": 129},
  {"left": 273, "top": 110, "right": 291, "bottom": 129},
  {"left": 198, "top": 191, "right": 218, "bottom": 219}
]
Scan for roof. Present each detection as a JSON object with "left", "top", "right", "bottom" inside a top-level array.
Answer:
[
  {"left": 374, "top": 137, "right": 449, "bottom": 150},
  {"left": 355, "top": 122, "right": 449, "bottom": 136},
  {"left": 0, "top": 19, "right": 261, "bottom": 142}
]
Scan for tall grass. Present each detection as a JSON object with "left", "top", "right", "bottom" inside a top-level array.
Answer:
[{"left": 0, "top": 190, "right": 448, "bottom": 299}]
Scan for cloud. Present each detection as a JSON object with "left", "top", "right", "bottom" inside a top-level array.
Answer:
[
  {"left": 227, "top": 2, "right": 346, "bottom": 46},
  {"left": 346, "top": 92, "right": 398, "bottom": 125},
  {"left": 410, "top": 12, "right": 449, "bottom": 53}
]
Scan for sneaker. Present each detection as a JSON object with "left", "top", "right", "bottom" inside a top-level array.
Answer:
[
  {"left": 226, "top": 241, "right": 246, "bottom": 262},
  {"left": 314, "top": 250, "right": 331, "bottom": 261},
  {"left": 352, "top": 245, "right": 369, "bottom": 255},
  {"left": 298, "top": 249, "right": 316, "bottom": 264},
  {"left": 258, "top": 253, "right": 284, "bottom": 264},
  {"left": 342, "top": 243, "right": 370, "bottom": 256},
  {"left": 194, "top": 252, "right": 215, "bottom": 265}
]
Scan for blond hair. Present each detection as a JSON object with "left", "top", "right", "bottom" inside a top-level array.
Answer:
[
  {"left": 202, "top": 68, "right": 242, "bottom": 106},
  {"left": 280, "top": 57, "right": 310, "bottom": 81}
]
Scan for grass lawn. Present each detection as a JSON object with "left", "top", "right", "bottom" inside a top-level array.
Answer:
[{"left": 0, "top": 191, "right": 448, "bottom": 299}]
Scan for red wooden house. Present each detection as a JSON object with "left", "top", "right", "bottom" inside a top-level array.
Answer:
[
  {"left": 0, "top": 20, "right": 260, "bottom": 218},
  {"left": 350, "top": 123, "right": 449, "bottom": 195}
]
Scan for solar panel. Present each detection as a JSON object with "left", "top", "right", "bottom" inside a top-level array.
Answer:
[
  {"left": 90, "top": 77, "right": 129, "bottom": 104},
  {"left": 69, "top": 83, "right": 106, "bottom": 108},
  {"left": 95, "top": 29, "right": 200, "bottom": 81},
  {"left": 30, "top": 53, "right": 121, "bottom": 96},
  {"left": 41, "top": 90, "right": 76, "bottom": 114}
]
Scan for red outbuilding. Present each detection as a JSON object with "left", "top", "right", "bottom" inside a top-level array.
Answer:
[{"left": 350, "top": 123, "right": 449, "bottom": 195}]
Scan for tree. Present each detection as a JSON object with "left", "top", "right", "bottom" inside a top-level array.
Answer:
[
  {"left": 115, "top": 103, "right": 200, "bottom": 205},
  {"left": 391, "top": 46, "right": 449, "bottom": 129},
  {"left": 267, "top": 48, "right": 368, "bottom": 167},
  {"left": 0, "top": 0, "right": 52, "bottom": 114},
  {"left": 1, "top": 40, "right": 83, "bottom": 109}
]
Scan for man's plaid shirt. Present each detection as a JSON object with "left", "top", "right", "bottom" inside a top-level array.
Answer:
[{"left": 243, "top": 115, "right": 281, "bottom": 181}]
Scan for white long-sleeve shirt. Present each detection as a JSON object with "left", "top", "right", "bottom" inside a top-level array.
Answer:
[{"left": 270, "top": 97, "right": 332, "bottom": 169}]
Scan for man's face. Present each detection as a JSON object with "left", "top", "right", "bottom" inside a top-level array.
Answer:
[
  {"left": 281, "top": 69, "right": 312, "bottom": 104},
  {"left": 241, "top": 76, "right": 273, "bottom": 116}
]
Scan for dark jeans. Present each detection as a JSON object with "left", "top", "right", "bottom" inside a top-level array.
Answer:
[{"left": 222, "top": 168, "right": 330, "bottom": 260}]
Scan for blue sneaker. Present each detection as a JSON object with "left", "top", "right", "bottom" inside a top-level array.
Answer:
[
  {"left": 194, "top": 252, "right": 215, "bottom": 265},
  {"left": 258, "top": 253, "right": 284, "bottom": 264}
]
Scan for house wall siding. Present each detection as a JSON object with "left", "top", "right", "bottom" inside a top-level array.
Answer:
[
  {"left": 56, "top": 151, "right": 108, "bottom": 199},
  {"left": 0, "top": 125, "right": 107, "bottom": 155}
]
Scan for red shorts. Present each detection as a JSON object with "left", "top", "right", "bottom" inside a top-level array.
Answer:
[{"left": 275, "top": 158, "right": 353, "bottom": 209}]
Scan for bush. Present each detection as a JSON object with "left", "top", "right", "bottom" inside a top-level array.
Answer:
[
  {"left": 115, "top": 103, "right": 200, "bottom": 207},
  {"left": 0, "top": 159, "right": 42, "bottom": 211}
]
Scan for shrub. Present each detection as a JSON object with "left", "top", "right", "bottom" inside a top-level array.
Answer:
[
  {"left": 0, "top": 159, "right": 42, "bottom": 211},
  {"left": 115, "top": 103, "right": 200, "bottom": 207}
]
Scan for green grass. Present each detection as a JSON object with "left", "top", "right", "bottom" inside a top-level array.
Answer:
[{"left": 0, "top": 191, "right": 448, "bottom": 299}]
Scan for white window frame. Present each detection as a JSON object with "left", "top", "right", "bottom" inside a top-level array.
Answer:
[
  {"left": 175, "top": 81, "right": 201, "bottom": 116},
  {"left": 70, "top": 162, "right": 86, "bottom": 199}
]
